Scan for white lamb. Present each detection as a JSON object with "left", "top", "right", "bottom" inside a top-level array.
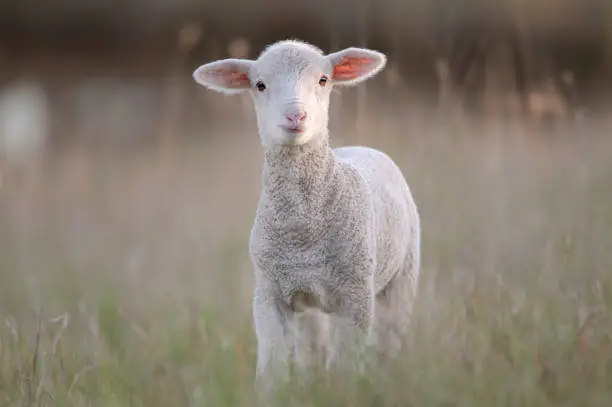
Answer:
[{"left": 193, "top": 39, "right": 421, "bottom": 391}]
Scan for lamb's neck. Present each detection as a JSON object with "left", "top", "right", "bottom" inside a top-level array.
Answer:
[{"left": 262, "top": 136, "right": 341, "bottom": 207}]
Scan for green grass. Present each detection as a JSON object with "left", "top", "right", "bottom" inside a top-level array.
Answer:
[{"left": 1, "top": 119, "right": 611, "bottom": 406}]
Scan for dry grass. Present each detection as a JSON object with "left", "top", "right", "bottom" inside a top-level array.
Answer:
[{"left": 1, "top": 103, "right": 612, "bottom": 406}]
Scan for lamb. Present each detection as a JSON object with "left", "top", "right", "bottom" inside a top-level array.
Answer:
[{"left": 193, "top": 39, "right": 421, "bottom": 391}]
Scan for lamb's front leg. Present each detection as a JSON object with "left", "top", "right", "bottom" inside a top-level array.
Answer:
[
  {"left": 325, "top": 278, "right": 375, "bottom": 373},
  {"left": 252, "top": 279, "right": 293, "bottom": 396}
]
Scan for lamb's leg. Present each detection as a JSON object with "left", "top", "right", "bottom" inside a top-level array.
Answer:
[
  {"left": 325, "top": 281, "right": 375, "bottom": 372},
  {"left": 373, "top": 262, "right": 419, "bottom": 362},
  {"left": 293, "top": 310, "right": 330, "bottom": 370},
  {"left": 252, "top": 280, "right": 293, "bottom": 396}
]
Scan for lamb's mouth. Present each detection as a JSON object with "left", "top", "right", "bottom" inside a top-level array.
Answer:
[{"left": 279, "top": 125, "right": 305, "bottom": 134}]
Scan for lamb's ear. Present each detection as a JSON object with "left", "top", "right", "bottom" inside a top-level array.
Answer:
[
  {"left": 193, "top": 59, "right": 253, "bottom": 94},
  {"left": 326, "top": 47, "right": 387, "bottom": 86}
]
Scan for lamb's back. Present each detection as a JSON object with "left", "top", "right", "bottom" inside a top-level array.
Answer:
[{"left": 334, "top": 146, "right": 418, "bottom": 292}]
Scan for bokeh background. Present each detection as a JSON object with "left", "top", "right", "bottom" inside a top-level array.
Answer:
[{"left": 1, "top": 0, "right": 612, "bottom": 406}]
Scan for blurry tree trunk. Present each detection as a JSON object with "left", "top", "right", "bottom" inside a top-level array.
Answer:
[
  {"left": 157, "top": 24, "right": 202, "bottom": 172},
  {"left": 434, "top": 17, "right": 486, "bottom": 121},
  {"left": 434, "top": 22, "right": 488, "bottom": 128},
  {"left": 355, "top": 0, "right": 369, "bottom": 143},
  {"left": 509, "top": 22, "right": 528, "bottom": 117},
  {"left": 157, "top": 66, "right": 185, "bottom": 171},
  {"left": 435, "top": 57, "right": 463, "bottom": 120},
  {"left": 328, "top": 16, "right": 344, "bottom": 144}
]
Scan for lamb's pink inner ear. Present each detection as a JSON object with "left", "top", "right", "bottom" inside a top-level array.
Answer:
[
  {"left": 332, "top": 57, "right": 376, "bottom": 80},
  {"left": 211, "top": 68, "right": 250, "bottom": 88}
]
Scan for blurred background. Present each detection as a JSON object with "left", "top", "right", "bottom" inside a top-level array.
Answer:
[{"left": 1, "top": 1, "right": 612, "bottom": 406}]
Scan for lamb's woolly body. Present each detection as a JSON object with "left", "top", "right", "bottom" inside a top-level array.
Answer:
[
  {"left": 193, "top": 39, "right": 420, "bottom": 392},
  {"left": 251, "top": 141, "right": 419, "bottom": 312}
]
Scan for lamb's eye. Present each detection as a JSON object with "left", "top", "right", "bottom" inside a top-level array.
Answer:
[
  {"left": 319, "top": 76, "right": 328, "bottom": 87},
  {"left": 256, "top": 81, "right": 266, "bottom": 91}
]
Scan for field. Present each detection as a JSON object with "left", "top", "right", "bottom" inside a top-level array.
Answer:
[{"left": 1, "top": 98, "right": 612, "bottom": 406}]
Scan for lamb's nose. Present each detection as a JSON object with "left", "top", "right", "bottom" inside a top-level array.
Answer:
[{"left": 285, "top": 109, "right": 307, "bottom": 124}]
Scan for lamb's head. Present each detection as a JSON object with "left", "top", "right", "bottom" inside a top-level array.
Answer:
[{"left": 193, "top": 39, "right": 386, "bottom": 148}]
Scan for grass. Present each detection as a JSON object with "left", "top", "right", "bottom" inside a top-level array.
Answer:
[{"left": 1, "top": 112, "right": 612, "bottom": 406}]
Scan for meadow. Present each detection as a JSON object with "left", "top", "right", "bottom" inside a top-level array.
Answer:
[{"left": 1, "top": 97, "right": 612, "bottom": 406}]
